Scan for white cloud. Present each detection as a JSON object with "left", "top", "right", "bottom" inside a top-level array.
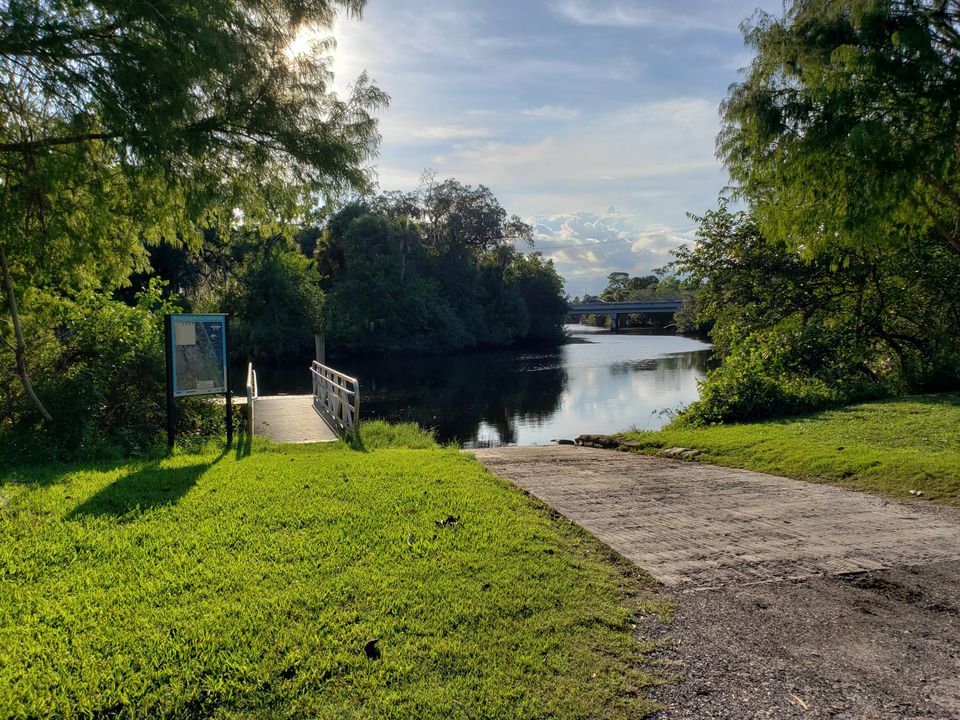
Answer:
[
  {"left": 554, "top": 0, "right": 661, "bottom": 28},
  {"left": 372, "top": 113, "right": 497, "bottom": 146},
  {"left": 530, "top": 211, "right": 696, "bottom": 294},
  {"left": 415, "top": 97, "right": 720, "bottom": 216},
  {"left": 520, "top": 105, "right": 581, "bottom": 120},
  {"left": 631, "top": 224, "right": 694, "bottom": 255},
  {"left": 413, "top": 125, "right": 494, "bottom": 141},
  {"left": 553, "top": 0, "right": 743, "bottom": 33}
]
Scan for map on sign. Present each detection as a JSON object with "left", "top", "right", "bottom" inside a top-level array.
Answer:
[{"left": 170, "top": 315, "right": 227, "bottom": 397}]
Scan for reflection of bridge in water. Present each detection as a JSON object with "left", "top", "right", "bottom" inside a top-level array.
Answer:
[{"left": 566, "top": 300, "right": 682, "bottom": 332}]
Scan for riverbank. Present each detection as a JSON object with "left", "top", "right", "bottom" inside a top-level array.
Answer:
[
  {"left": 0, "top": 425, "right": 668, "bottom": 719},
  {"left": 251, "top": 328, "right": 712, "bottom": 447},
  {"left": 615, "top": 393, "right": 960, "bottom": 505}
]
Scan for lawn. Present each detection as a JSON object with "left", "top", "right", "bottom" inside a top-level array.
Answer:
[
  {"left": 620, "top": 393, "right": 960, "bottom": 505},
  {"left": 0, "top": 424, "right": 668, "bottom": 719}
]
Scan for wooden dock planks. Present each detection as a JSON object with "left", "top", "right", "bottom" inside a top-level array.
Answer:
[{"left": 252, "top": 395, "right": 337, "bottom": 443}]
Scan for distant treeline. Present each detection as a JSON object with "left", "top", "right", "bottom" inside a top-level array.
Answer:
[
  {"left": 128, "top": 176, "right": 568, "bottom": 359},
  {"left": 313, "top": 180, "right": 568, "bottom": 355}
]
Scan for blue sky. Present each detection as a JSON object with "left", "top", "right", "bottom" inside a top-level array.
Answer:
[{"left": 327, "top": 0, "right": 781, "bottom": 295}]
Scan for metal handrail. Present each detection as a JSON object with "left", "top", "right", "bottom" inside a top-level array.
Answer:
[
  {"left": 246, "top": 362, "right": 258, "bottom": 436},
  {"left": 311, "top": 360, "right": 360, "bottom": 437}
]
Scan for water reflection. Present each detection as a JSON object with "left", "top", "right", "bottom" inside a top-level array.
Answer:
[
  {"left": 338, "top": 325, "right": 711, "bottom": 446},
  {"left": 252, "top": 325, "right": 712, "bottom": 446},
  {"left": 340, "top": 348, "right": 568, "bottom": 446}
]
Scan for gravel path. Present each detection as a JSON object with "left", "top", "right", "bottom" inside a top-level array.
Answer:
[{"left": 471, "top": 446, "right": 960, "bottom": 718}]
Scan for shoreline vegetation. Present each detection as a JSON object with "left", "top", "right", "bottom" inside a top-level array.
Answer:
[
  {"left": 0, "top": 423, "right": 669, "bottom": 719},
  {"left": 616, "top": 393, "right": 960, "bottom": 506}
]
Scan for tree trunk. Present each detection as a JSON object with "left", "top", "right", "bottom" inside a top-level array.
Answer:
[
  {"left": 0, "top": 242, "right": 52, "bottom": 421},
  {"left": 916, "top": 182, "right": 960, "bottom": 255}
]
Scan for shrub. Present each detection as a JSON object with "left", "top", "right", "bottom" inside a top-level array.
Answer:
[
  {"left": 671, "top": 205, "right": 960, "bottom": 425},
  {"left": 0, "top": 281, "right": 223, "bottom": 462}
]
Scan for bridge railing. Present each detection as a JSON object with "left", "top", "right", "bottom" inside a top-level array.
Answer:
[
  {"left": 245, "top": 362, "right": 258, "bottom": 437},
  {"left": 311, "top": 361, "right": 360, "bottom": 437}
]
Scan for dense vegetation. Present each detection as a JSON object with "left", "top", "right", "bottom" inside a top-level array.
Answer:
[
  {"left": 622, "top": 393, "right": 960, "bottom": 505},
  {"left": 675, "top": 0, "right": 960, "bottom": 425},
  {"left": 0, "top": 0, "right": 386, "bottom": 456},
  {"left": 317, "top": 178, "right": 567, "bottom": 354},
  {"left": 672, "top": 205, "right": 960, "bottom": 424},
  {"left": 0, "top": 435, "right": 667, "bottom": 718},
  {"left": 0, "top": 0, "right": 566, "bottom": 457},
  {"left": 125, "top": 175, "right": 568, "bottom": 358}
]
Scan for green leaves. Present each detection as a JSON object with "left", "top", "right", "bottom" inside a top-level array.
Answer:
[
  {"left": 0, "top": 0, "right": 387, "bottom": 422},
  {"left": 721, "top": 0, "right": 960, "bottom": 256},
  {"left": 673, "top": 202, "right": 960, "bottom": 424}
]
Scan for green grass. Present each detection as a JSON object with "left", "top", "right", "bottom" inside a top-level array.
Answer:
[
  {"left": 0, "top": 430, "right": 668, "bottom": 719},
  {"left": 350, "top": 419, "right": 442, "bottom": 451},
  {"left": 621, "top": 393, "right": 960, "bottom": 504}
]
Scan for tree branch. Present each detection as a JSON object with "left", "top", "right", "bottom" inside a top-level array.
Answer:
[
  {"left": 0, "top": 131, "right": 121, "bottom": 153},
  {"left": 915, "top": 189, "right": 960, "bottom": 255},
  {"left": 920, "top": 171, "right": 960, "bottom": 212}
]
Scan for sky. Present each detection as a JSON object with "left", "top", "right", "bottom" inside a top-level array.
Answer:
[{"left": 325, "top": 0, "right": 782, "bottom": 296}]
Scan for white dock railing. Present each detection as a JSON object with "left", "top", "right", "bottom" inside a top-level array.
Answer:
[
  {"left": 245, "top": 362, "right": 258, "bottom": 436},
  {"left": 311, "top": 361, "right": 360, "bottom": 437}
]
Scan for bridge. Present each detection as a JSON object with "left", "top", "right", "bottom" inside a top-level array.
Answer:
[
  {"left": 242, "top": 361, "right": 359, "bottom": 444},
  {"left": 567, "top": 299, "right": 682, "bottom": 332}
]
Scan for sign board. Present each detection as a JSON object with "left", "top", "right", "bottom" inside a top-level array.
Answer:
[{"left": 168, "top": 314, "right": 228, "bottom": 397}]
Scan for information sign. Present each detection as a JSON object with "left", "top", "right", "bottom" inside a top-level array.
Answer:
[
  {"left": 164, "top": 313, "right": 233, "bottom": 449},
  {"left": 168, "top": 314, "right": 228, "bottom": 397}
]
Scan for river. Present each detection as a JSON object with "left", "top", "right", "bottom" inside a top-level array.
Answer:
[{"left": 255, "top": 325, "right": 712, "bottom": 446}]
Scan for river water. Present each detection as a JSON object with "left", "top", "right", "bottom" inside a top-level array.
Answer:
[
  {"left": 312, "top": 325, "right": 711, "bottom": 446},
  {"left": 254, "top": 325, "right": 712, "bottom": 446}
]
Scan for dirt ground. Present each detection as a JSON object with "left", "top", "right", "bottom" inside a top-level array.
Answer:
[
  {"left": 648, "top": 561, "right": 960, "bottom": 718},
  {"left": 471, "top": 446, "right": 960, "bottom": 719}
]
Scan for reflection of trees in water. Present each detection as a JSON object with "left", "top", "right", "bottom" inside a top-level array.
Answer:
[
  {"left": 607, "top": 350, "right": 710, "bottom": 378},
  {"left": 343, "top": 349, "right": 567, "bottom": 445}
]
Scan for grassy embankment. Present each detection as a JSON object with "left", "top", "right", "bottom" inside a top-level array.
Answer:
[
  {"left": 0, "top": 422, "right": 669, "bottom": 719},
  {"left": 620, "top": 393, "right": 960, "bottom": 505}
]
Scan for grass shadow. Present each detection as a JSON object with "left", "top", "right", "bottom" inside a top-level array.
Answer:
[
  {"left": 235, "top": 425, "right": 253, "bottom": 460},
  {"left": 344, "top": 429, "right": 366, "bottom": 452},
  {"left": 68, "top": 449, "right": 227, "bottom": 519}
]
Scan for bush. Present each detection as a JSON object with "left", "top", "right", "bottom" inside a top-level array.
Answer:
[
  {"left": 671, "top": 205, "right": 960, "bottom": 426},
  {"left": 349, "top": 420, "right": 439, "bottom": 450},
  {"left": 679, "top": 345, "right": 841, "bottom": 426},
  {"left": 0, "top": 281, "right": 223, "bottom": 462}
]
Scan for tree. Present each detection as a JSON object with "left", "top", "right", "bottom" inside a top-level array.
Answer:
[
  {"left": 316, "top": 182, "right": 567, "bottom": 354},
  {"left": 0, "top": 0, "right": 386, "bottom": 418},
  {"left": 599, "top": 272, "right": 660, "bottom": 302},
  {"left": 510, "top": 253, "right": 568, "bottom": 342},
  {"left": 720, "top": 0, "right": 960, "bottom": 257},
  {"left": 224, "top": 243, "right": 326, "bottom": 361},
  {"left": 418, "top": 174, "right": 533, "bottom": 258},
  {"left": 671, "top": 203, "right": 960, "bottom": 423}
]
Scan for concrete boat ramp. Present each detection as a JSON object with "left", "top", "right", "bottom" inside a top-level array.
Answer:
[
  {"left": 471, "top": 445, "right": 960, "bottom": 717},
  {"left": 471, "top": 445, "right": 960, "bottom": 589}
]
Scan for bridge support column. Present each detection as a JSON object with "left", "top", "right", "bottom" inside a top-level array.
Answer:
[{"left": 610, "top": 313, "right": 618, "bottom": 333}]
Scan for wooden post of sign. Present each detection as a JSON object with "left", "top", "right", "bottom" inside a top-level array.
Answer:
[
  {"left": 164, "top": 314, "right": 175, "bottom": 450},
  {"left": 224, "top": 315, "right": 233, "bottom": 447},
  {"left": 315, "top": 334, "right": 326, "bottom": 364}
]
